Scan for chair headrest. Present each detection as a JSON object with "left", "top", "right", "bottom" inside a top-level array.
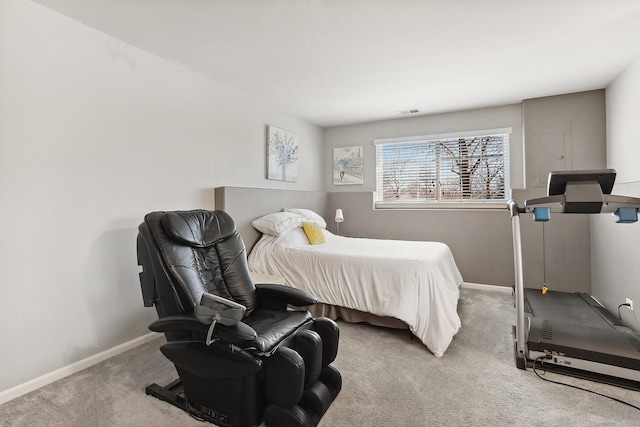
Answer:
[{"left": 161, "top": 210, "right": 236, "bottom": 247}]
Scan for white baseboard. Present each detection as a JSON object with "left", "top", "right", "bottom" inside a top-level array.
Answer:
[
  {"left": 0, "top": 332, "right": 160, "bottom": 406},
  {"left": 462, "top": 282, "right": 512, "bottom": 293}
]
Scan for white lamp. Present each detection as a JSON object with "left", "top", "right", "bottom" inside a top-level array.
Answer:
[{"left": 335, "top": 209, "right": 344, "bottom": 235}]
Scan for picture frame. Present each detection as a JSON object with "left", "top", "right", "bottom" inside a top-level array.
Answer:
[
  {"left": 267, "top": 125, "right": 298, "bottom": 182},
  {"left": 333, "top": 146, "right": 363, "bottom": 185}
]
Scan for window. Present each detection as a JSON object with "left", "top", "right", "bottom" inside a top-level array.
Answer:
[{"left": 375, "top": 128, "right": 510, "bottom": 208}]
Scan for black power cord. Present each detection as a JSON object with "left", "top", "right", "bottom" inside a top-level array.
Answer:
[
  {"left": 618, "top": 302, "right": 631, "bottom": 320},
  {"left": 618, "top": 302, "right": 640, "bottom": 329},
  {"left": 532, "top": 356, "right": 640, "bottom": 411}
]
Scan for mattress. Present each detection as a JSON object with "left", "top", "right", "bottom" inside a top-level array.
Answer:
[{"left": 248, "top": 228, "right": 463, "bottom": 357}]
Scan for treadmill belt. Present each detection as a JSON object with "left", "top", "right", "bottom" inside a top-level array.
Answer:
[{"left": 524, "top": 288, "right": 616, "bottom": 329}]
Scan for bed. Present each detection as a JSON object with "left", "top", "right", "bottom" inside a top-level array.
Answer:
[{"left": 247, "top": 209, "right": 464, "bottom": 357}]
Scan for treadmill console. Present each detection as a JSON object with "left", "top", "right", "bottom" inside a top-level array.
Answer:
[
  {"left": 547, "top": 169, "right": 616, "bottom": 196},
  {"left": 547, "top": 169, "right": 616, "bottom": 214}
]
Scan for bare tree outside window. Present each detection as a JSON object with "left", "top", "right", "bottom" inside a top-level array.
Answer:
[
  {"left": 376, "top": 132, "right": 509, "bottom": 203},
  {"left": 440, "top": 136, "right": 505, "bottom": 200}
]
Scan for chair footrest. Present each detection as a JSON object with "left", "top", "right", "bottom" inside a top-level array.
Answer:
[{"left": 264, "top": 366, "right": 342, "bottom": 427}]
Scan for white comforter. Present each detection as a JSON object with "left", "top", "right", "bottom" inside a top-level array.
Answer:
[{"left": 248, "top": 228, "right": 463, "bottom": 357}]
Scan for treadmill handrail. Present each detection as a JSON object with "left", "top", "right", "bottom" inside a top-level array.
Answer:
[{"left": 506, "top": 200, "right": 527, "bottom": 359}]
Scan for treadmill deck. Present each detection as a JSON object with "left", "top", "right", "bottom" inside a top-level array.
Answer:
[{"left": 522, "top": 288, "right": 640, "bottom": 386}]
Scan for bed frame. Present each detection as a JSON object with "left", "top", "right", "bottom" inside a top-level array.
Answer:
[
  {"left": 214, "top": 186, "right": 328, "bottom": 252},
  {"left": 214, "top": 186, "right": 409, "bottom": 331}
]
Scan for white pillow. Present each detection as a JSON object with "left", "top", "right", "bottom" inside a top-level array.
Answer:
[
  {"left": 251, "top": 212, "right": 302, "bottom": 236},
  {"left": 284, "top": 208, "right": 327, "bottom": 229},
  {"left": 276, "top": 227, "right": 312, "bottom": 247}
]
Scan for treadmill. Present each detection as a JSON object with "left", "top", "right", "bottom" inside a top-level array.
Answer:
[{"left": 508, "top": 169, "right": 640, "bottom": 389}]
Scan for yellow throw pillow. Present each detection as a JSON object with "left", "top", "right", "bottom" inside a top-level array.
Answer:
[{"left": 302, "top": 222, "right": 325, "bottom": 245}]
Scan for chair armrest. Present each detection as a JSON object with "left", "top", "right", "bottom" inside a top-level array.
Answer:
[
  {"left": 148, "top": 314, "right": 209, "bottom": 334},
  {"left": 148, "top": 314, "right": 257, "bottom": 345},
  {"left": 255, "top": 283, "right": 318, "bottom": 308}
]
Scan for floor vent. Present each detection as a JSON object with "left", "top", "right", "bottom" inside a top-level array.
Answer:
[
  {"left": 628, "top": 334, "right": 640, "bottom": 353},
  {"left": 541, "top": 321, "right": 553, "bottom": 341}
]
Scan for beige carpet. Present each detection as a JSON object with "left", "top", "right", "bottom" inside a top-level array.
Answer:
[{"left": 2, "top": 287, "right": 640, "bottom": 426}]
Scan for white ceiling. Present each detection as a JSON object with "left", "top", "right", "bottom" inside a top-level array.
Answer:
[{"left": 34, "top": 0, "right": 640, "bottom": 127}]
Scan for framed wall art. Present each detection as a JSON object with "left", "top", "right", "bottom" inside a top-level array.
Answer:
[
  {"left": 267, "top": 125, "right": 298, "bottom": 182},
  {"left": 333, "top": 145, "right": 363, "bottom": 185}
]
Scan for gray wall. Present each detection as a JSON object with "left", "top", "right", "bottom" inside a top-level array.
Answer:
[
  {"left": 324, "top": 91, "right": 607, "bottom": 290},
  {"left": 324, "top": 104, "right": 525, "bottom": 191},
  {"left": 592, "top": 55, "right": 640, "bottom": 330},
  {"left": 327, "top": 192, "right": 515, "bottom": 286},
  {"left": 0, "top": 1, "right": 324, "bottom": 396},
  {"left": 323, "top": 104, "right": 523, "bottom": 286},
  {"left": 517, "top": 90, "right": 607, "bottom": 293},
  {"left": 522, "top": 90, "right": 607, "bottom": 188}
]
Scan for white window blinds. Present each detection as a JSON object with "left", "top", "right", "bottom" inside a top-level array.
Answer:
[{"left": 375, "top": 129, "right": 510, "bottom": 204}]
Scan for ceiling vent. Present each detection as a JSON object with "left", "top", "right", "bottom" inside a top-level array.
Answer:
[{"left": 400, "top": 109, "right": 420, "bottom": 115}]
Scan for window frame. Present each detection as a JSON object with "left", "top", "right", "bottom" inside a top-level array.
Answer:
[{"left": 374, "top": 128, "right": 512, "bottom": 210}]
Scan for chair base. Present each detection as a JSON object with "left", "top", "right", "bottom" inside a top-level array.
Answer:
[
  {"left": 145, "top": 369, "right": 341, "bottom": 427},
  {"left": 146, "top": 379, "right": 247, "bottom": 427}
]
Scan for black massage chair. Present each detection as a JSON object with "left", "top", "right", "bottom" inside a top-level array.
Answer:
[{"left": 136, "top": 209, "right": 341, "bottom": 426}]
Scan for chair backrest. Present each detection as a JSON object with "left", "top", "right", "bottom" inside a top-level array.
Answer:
[{"left": 138, "top": 210, "right": 258, "bottom": 321}]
